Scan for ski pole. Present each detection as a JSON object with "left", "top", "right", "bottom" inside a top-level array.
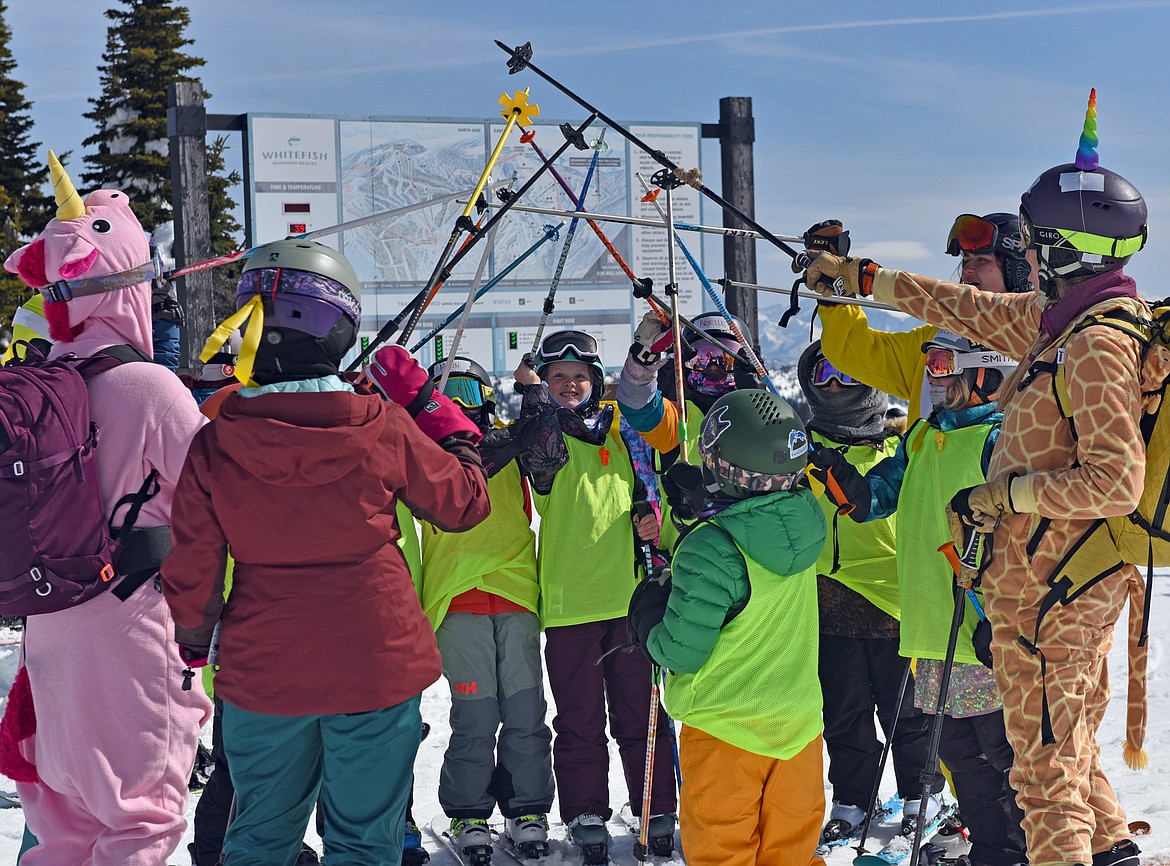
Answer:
[
  {"left": 521, "top": 129, "right": 654, "bottom": 294},
  {"left": 495, "top": 40, "right": 842, "bottom": 300},
  {"left": 634, "top": 172, "right": 778, "bottom": 396},
  {"left": 853, "top": 659, "right": 914, "bottom": 859},
  {"left": 395, "top": 89, "right": 539, "bottom": 348},
  {"left": 349, "top": 111, "right": 598, "bottom": 370},
  {"left": 164, "top": 186, "right": 488, "bottom": 282},
  {"left": 410, "top": 222, "right": 564, "bottom": 354},
  {"left": 650, "top": 174, "right": 692, "bottom": 464},
  {"left": 438, "top": 214, "right": 501, "bottom": 396},
  {"left": 529, "top": 128, "right": 607, "bottom": 358},
  {"left": 889, "top": 577, "right": 967, "bottom": 866},
  {"left": 632, "top": 499, "right": 666, "bottom": 862},
  {"left": 718, "top": 277, "right": 901, "bottom": 314},
  {"left": 469, "top": 198, "right": 803, "bottom": 244}
]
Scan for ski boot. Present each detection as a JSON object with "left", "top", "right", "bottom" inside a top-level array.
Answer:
[
  {"left": 568, "top": 813, "right": 609, "bottom": 865},
  {"left": 1092, "top": 840, "right": 1141, "bottom": 866},
  {"left": 822, "top": 802, "right": 867, "bottom": 843},
  {"left": 451, "top": 817, "right": 493, "bottom": 865},
  {"left": 901, "top": 793, "right": 943, "bottom": 837},
  {"left": 295, "top": 842, "right": 320, "bottom": 865},
  {"left": 504, "top": 814, "right": 550, "bottom": 859},
  {"left": 403, "top": 817, "right": 430, "bottom": 865}
]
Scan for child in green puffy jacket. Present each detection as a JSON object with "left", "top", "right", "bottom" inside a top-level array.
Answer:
[{"left": 628, "top": 389, "right": 827, "bottom": 866}]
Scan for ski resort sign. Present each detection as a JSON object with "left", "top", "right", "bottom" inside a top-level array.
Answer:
[{"left": 246, "top": 113, "right": 703, "bottom": 375}]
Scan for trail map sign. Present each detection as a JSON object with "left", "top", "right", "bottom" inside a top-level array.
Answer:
[{"left": 246, "top": 113, "right": 704, "bottom": 374}]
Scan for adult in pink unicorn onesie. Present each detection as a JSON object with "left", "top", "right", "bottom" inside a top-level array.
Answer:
[{"left": 0, "top": 152, "right": 211, "bottom": 865}]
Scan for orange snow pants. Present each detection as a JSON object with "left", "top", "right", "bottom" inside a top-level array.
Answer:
[
  {"left": 678, "top": 727, "right": 826, "bottom": 866},
  {"left": 987, "top": 563, "right": 1132, "bottom": 866}
]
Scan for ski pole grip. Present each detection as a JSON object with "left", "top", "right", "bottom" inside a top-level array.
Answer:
[{"left": 633, "top": 500, "right": 654, "bottom": 520}]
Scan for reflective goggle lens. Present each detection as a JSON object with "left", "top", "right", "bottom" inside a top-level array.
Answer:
[
  {"left": 924, "top": 347, "right": 959, "bottom": 377},
  {"left": 811, "top": 358, "right": 859, "bottom": 387},
  {"left": 539, "top": 330, "right": 600, "bottom": 363},
  {"left": 439, "top": 375, "right": 489, "bottom": 409},
  {"left": 945, "top": 214, "right": 998, "bottom": 256}
]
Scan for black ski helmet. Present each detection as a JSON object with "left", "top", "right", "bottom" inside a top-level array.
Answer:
[
  {"left": 1019, "top": 89, "right": 1147, "bottom": 285},
  {"left": 428, "top": 356, "right": 496, "bottom": 417},
  {"left": 945, "top": 212, "right": 1032, "bottom": 293}
]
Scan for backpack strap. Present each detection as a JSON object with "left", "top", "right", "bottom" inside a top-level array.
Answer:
[
  {"left": 107, "top": 469, "right": 165, "bottom": 601},
  {"left": 70, "top": 343, "right": 154, "bottom": 381}
]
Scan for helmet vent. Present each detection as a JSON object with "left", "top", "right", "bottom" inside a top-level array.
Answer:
[
  {"left": 750, "top": 390, "right": 786, "bottom": 424},
  {"left": 1091, "top": 201, "right": 1111, "bottom": 210}
]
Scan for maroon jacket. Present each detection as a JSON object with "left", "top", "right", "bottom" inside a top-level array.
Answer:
[{"left": 162, "top": 390, "right": 489, "bottom": 716}]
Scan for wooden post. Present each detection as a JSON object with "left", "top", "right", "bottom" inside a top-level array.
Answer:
[
  {"left": 167, "top": 80, "right": 213, "bottom": 374},
  {"left": 708, "top": 96, "right": 758, "bottom": 346}
]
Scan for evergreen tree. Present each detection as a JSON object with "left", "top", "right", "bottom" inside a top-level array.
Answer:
[
  {"left": 81, "top": 0, "right": 205, "bottom": 233},
  {"left": 0, "top": 0, "right": 53, "bottom": 333},
  {"left": 207, "top": 134, "right": 243, "bottom": 319}
]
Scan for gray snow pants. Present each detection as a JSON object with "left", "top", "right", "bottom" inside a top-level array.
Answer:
[{"left": 436, "top": 611, "right": 554, "bottom": 819}]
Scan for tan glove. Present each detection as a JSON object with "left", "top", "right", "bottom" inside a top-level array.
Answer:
[
  {"left": 801, "top": 251, "right": 879, "bottom": 298},
  {"left": 949, "top": 478, "right": 1014, "bottom": 533}
]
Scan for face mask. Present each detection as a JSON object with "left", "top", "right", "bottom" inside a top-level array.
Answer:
[{"left": 929, "top": 384, "right": 950, "bottom": 409}]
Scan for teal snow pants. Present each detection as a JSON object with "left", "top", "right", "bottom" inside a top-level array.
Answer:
[{"left": 221, "top": 695, "right": 422, "bottom": 866}]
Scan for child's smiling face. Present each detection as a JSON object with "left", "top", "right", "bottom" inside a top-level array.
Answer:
[{"left": 542, "top": 361, "right": 592, "bottom": 409}]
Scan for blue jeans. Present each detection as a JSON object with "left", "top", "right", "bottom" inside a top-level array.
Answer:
[
  {"left": 151, "top": 318, "right": 181, "bottom": 371},
  {"left": 221, "top": 695, "right": 422, "bottom": 866}
]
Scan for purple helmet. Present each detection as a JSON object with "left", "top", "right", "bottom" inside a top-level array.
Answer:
[
  {"left": 1020, "top": 163, "right": 1147, "bottom": 280},
  {"left": 236, "top": 240, "right": 362, "bottom": 346}
]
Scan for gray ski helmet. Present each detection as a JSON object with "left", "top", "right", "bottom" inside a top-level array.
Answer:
[
  {"left": 237, "top": 239, "right": 362, "bottom": 351},
  {"left": 698, "top": 389, "right": 809, "bottom": 499},
  {"left": 945, "top": 212, "right": 1032, "bottom": 292},
  {"left": 428, "top": 356, "right": 496, "bottom": 416},
  {"left": 1020, "top": 163, "right": 1147, "bottom": 279}
]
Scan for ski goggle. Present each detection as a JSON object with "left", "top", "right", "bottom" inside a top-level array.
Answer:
[
  {"left": 811, "top": 357, "right": 859, "bottom": 387},
  {"left": 945, "top": 214, "right": 999, "bottom": 256},
  {"left": 1018, "top": 210, "right": 1146, "bottom": 258},
  {"left": 236, "top": 267, "right": 361, "bottom": 339},
  {"left": 923, "top": 346, "right": 1016, "bottom": 378},
  {"left": 537, "top": 330, "right": 601, "bottom": 365},
  {"left": 703, "top": 452, "right": 807, "bottom": 494},
  {"left": 437, "top": 375, "right": 493, "bottom": 409},
  {"left": 687, "top": 338, "right": 738, "bottom": 372}
]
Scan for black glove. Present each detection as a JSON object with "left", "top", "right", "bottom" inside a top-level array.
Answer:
[
  {"left": 973, "top": 618, "right": 994, "bottom": 669},
  {"left": 663, "top": 460, "right": 706, "bottom": 522},
  {"left": 627, "top": 568, "right": 673, "bottom": 662},
  {"left": 731, "top": 350, "right": 762, "bottom": 391},
  {"left": 808, "top": 444, "right": 871, "bottom": 521},
  {"left": 478, "top": 415, "right": 541, "bottom": 477}
]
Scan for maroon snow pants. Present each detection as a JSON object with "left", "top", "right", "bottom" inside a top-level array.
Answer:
[{"left": 544, "top": 617, "right": 677, "bottom": 824}]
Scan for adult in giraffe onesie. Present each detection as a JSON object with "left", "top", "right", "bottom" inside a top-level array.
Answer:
[
  {"left": 800, "top": 92, "right": 1157, "bottom": 866},
  {"left": 0, "top": 153, "right": 212, "bottom": 865}
]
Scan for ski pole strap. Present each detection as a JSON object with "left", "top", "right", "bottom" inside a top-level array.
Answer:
[{"left": 41, "top": 261, "right": 158, "bottom": 302}]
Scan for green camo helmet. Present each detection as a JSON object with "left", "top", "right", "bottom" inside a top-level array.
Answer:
[{"left": 699, "top": 389, "right": 809, "bottom": 499}]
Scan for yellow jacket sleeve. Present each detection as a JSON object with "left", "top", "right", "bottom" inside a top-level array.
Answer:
[{"left": 817, "top": 302, "right": 936, "bottom": 422}]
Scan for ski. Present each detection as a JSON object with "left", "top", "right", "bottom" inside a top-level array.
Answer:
[
  {"left": 815, "top": 794, "right": 903, "bottom": 856},
  {"left": 428, "top": 816, "right": 492, "bottom": 866},
  {"left": 854, "top": 803, "right": 961, "bottom": 866},
  {"left": 616, "top": 803, "right": 684, "bottom": 864}
]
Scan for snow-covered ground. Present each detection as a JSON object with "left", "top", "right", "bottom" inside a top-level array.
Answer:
[{"left": 1, "top": 577, "right": 1167, "bottom": 865}]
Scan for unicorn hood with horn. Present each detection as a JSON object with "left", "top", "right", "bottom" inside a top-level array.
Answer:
[{"left": 4, "top": 151, "right": 158, "bottom": 359}]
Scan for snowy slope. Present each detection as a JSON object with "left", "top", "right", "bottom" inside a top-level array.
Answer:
[{"left": 1, "top": 576, "right": 1167, "bottom": 864}]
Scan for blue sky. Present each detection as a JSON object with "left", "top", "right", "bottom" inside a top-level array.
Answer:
[{"left": 9, "top": 0, "right": 1170, "bottom": 303}]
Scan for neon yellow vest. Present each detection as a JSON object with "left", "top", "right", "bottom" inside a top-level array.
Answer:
[
  {"left": 897, "top": 420, "right": 991, "bottom": 665},
  {"left": 663, "top": 533, "right": 823, "bottom": 760},
  {"left": 533, "top": 417, "right": 636, "bottom": 628},
  {"left": 396, "top": 499, "right": 422, "bottom": 593},
  {"left": 659, "top": 400, "right": 706, "bottom": 552},
  {"left": 419, "top": 461, "right": 539, "bottom": 630},
  {"left": 811, "top": 432, "right": 901, "bottom": 620}
]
